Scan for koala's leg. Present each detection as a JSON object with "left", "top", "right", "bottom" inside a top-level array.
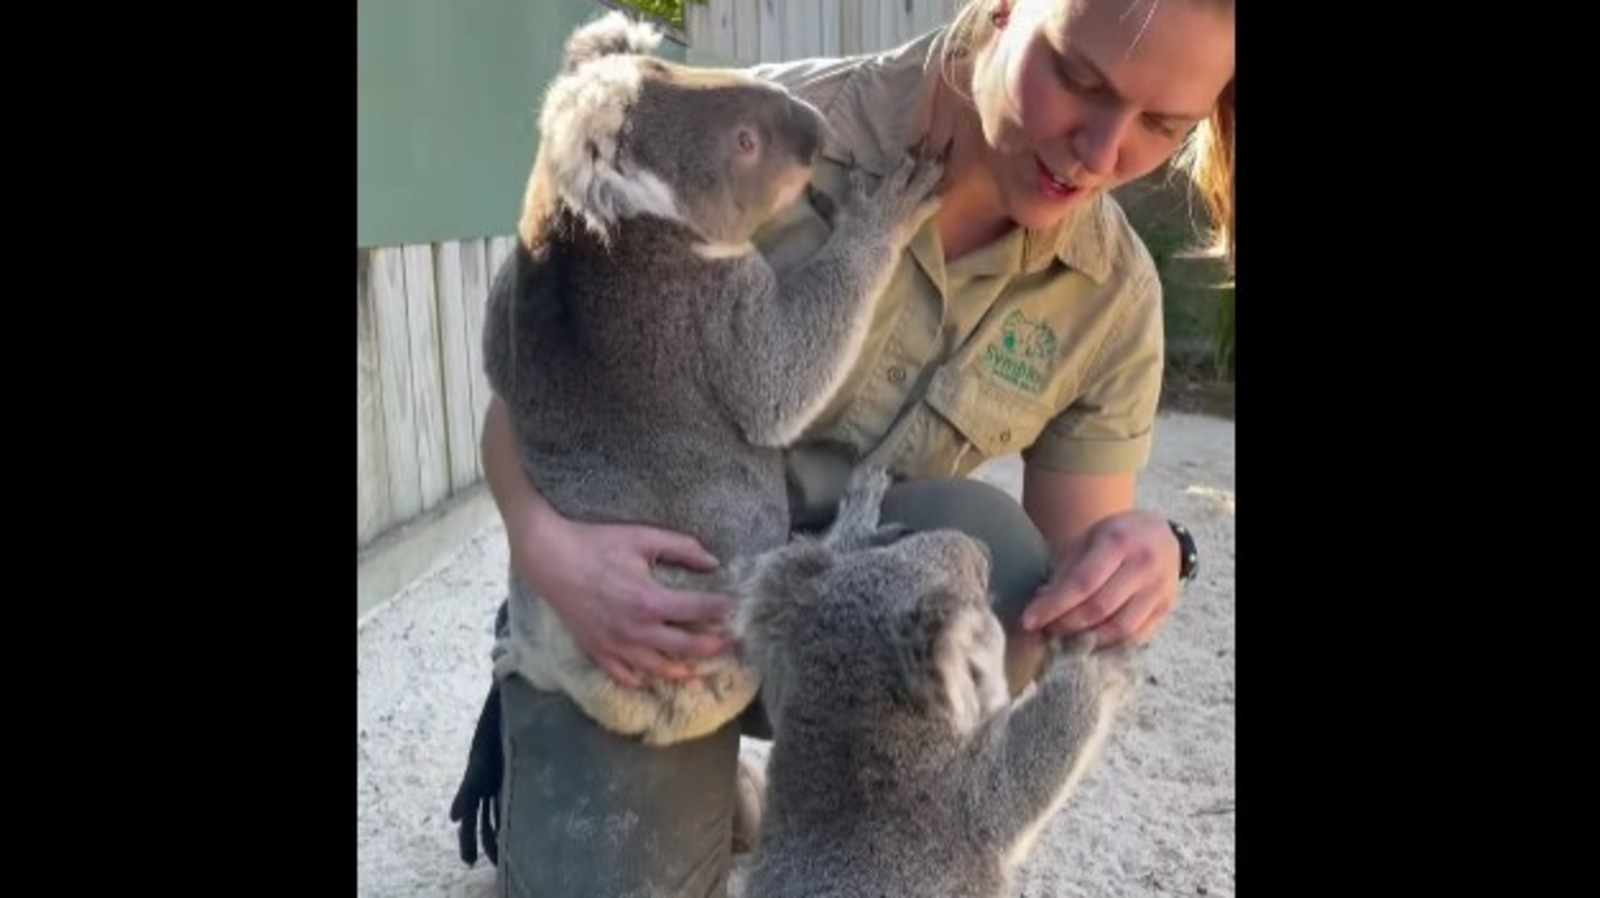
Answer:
[
  {"left": 495, "top": 673, "right": 741, "bottom": 898},
  {"left": 964, "top": 636, "right": 1139, "bottom": 869},
  {"left": 876, "top": 477, "right": 1054, "bottom": 696}
]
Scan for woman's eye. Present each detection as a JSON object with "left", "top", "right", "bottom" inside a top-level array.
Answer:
[
  {"left": 1058, "top": 65, "right": 1104, "bottom": 96},
  {"left": 1144, "top": 117, "right": 1180, "bottom": 139}
]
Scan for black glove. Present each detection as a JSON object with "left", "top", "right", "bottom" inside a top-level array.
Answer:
[{"left": 449, "top": 680, "right": 504, "bottom": 866}]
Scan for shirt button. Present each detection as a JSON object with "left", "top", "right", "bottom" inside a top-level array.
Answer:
[
  {"left": 999, "top": 429, "right": 1011, "bottom": 443},
  {"left": 888, "top": 365, "right": 906, "bottom": 384}
]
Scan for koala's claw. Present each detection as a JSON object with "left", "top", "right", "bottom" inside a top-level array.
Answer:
[
  {"left": 1047, "top": 634, "right": 1141, "bottom": 703},
  {"left": 870, "top": 152, "right": 945, "bottom": 245}
]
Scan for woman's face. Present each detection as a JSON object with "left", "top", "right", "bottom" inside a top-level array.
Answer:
[{"left": 969, "top": 0, "right": 1234, "bottom": 231}]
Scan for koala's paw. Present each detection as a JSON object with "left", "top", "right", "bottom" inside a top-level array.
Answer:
[
  {"left": 1093, "top": 643, "right": 1140, "bottom": 705},
  {"left": 1051, "top": 634, "right": 1140, "bottom": 706},
  {"left": 873, "top": 152, "right": 945, "bottom": 246}
]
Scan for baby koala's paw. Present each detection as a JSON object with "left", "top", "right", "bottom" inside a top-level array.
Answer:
[{"left": 1088, "top": 641, "right": 1140, "bottom": 706}]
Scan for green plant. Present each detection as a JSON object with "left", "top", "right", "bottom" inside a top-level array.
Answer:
[
  {"left": 612, "top": 0, "right": 706, "bottom": 30},
  {"left": 1212, "top": 284, "right": 1235, "bottom": 381}
]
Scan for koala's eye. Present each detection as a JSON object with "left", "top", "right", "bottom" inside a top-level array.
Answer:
[{"left": 737, "top": 128, "right": 757, "bottom": 154}]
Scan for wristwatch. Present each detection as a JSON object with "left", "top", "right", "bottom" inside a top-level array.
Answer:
[{"left": 1169, "top": 520, "right": 1199, "bottom": 585}]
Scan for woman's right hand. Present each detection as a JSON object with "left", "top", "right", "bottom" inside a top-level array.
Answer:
[{"left": 509, "top": 511, "right": 736, "bottom": 690}]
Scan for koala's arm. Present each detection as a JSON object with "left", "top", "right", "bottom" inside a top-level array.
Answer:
[
  {"left": 482, "top": 241, "right": 566, "bottom": 409},
  {"left": 712, "top": 156, "right": 940, "bottom": 447},
  {"left": 481, "top": 247, "right": 520, "bottom": 406},
  {"left": 959, "top": 645, "right": 1130, "bottom": 852}
]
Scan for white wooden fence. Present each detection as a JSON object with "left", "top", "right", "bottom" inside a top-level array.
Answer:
[{"left": 357, "top": 0, "right": 967, "bottom": 550}]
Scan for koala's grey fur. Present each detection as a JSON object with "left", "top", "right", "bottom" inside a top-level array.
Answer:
[
  {"left": 731, "top": 468, "right": 1142, "bottom": 897},
  {"left": 481, "top": 10, "right": 943, "bottom": 746}
]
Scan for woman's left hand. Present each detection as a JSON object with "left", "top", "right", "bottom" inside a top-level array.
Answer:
[{"left": 1020, "top": 509, "right": 1182, "bottom": 647}]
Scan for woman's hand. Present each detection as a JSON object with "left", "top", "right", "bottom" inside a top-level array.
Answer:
[
  {"left": 1021, "top": 509, "right": 1182, "bottom": 647},
  {"left": 481, "top": 396, "right": 735, "bottom": 690},
  {"left": 509, "top": 511, "right": 736, "bottom": 691}
]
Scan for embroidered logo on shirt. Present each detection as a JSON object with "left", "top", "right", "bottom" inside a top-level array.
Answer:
[{"left": 984, "top": 309, "right": 1058, "bottom": 394}]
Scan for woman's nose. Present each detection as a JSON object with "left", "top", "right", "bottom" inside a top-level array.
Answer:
[{"left": 1070, "top": 105, "right": 1137, "bottom": 177}]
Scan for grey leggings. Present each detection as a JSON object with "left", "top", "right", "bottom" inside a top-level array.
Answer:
[{"left": 492, "top": 477, "right": 1052, "bottom": 897}]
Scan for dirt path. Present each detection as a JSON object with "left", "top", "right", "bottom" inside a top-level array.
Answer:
[{"left": 356, "top": 410, "right": 1236, "bottom": 898}]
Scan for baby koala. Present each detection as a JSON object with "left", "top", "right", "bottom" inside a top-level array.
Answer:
[
  {"left": 732, "top": 468, "right": 1141, "bottom": 897},
  {"left": 481, "top": 10, "right": 944, "bottom": 746}
]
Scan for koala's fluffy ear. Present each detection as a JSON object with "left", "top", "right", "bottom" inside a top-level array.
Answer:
[
  {"left": 534, "top": 48, "right": 682, "bottom": 242},
  {"left": 563, "top": 10, "right": 663, "bottom": 72}
]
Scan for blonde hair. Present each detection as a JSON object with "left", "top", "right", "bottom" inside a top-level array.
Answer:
[
  {"left": 1173, "top": 74, "right": 1234, "bottom": 275},
  {"left": 940, "top": 0, "right": 1235, "bottom": 274}
]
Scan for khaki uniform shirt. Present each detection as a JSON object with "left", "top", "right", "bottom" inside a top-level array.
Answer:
[{"left": 744, "top": 29, "right": 1165, "bottom": 525}]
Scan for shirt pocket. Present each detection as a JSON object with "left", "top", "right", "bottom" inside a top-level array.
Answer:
[{"left": 909, "top": 364, "right": 1056, "bottom": 477}]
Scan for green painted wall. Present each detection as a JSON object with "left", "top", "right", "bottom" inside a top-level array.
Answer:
[{"left": 357, "top": 0, "right": 693, "bottom": 249}]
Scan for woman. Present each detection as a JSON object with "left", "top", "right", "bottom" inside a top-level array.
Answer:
[{"left": 452, "top": 1, "right": 1233, "bottom": 894}]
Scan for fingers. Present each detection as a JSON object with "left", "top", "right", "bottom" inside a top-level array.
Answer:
[
  {"left": 641, "top": 620, "right": 731, "bottom": 660},
  {"left": 1086, "top": 586, "right": 1167, "bottom": 648},
  {"left": 1022, "top": 544, "right": 1120, "bottom": 631},
  {"left": 648, "top": 586, "right": 736, "bottom": 626},
  {"left": 1046, "top": 559, "right": 1141, "bottom": 636},
  {"left": 618, "top": 643, "right": 698, "bottom": 683},
  {"left": 637, "top": 527, "right": 721, "bottom": 572},
  {"left": 597, "top": 653, "right": 646, "bottom": 690}
]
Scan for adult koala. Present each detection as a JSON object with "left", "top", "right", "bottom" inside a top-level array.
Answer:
[
  {"left": 732, "top": 468, "right": 1142, "bottom": 898},
  {"left": 481, "top": 10, "right": 944, "bottom": 749}
]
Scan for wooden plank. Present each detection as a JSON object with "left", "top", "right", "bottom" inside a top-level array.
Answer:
[
  {"left": 821, "top": 0, "right": 841, "bottom": 56},
  {"left": 357, "top": 250, "right": 392, "bottom": 547},
  {"left": 488, "top": 236, "right": 514, "bottom": 285},
  {"left": 783, "top": 0, "right": 813, "bottom": 60},
  {"left": 734, "top": 0, "right": 760, "bottom": 63},
  {"left": 857, "top": 0, "right": 879, "bottom": 52},
  {"left": 759, "top": 0, "right": 782, "bottom": 62},
  {"left": 891, "top": 0, "right": 914, "bottom": 45},
  {"left": 372, "top": 246, "right": 422, "bottom": 525},
  {"left": 685, "top": 0, "right": 713, "bottom": 50},
  {"left": 462, "top": 238, "right": 492, "bottom": 479},
  {"left": 841, "top": 0, "right": 861, "bottom": 55},
  {"left": 708, "top": 0, "right": 737, "bottom": 58},
  {"left": 402, "top": 243, "right": 450, "bottom": 511},
  {"left": 434, "top": 241, "right": 479, "bottom": 494}
]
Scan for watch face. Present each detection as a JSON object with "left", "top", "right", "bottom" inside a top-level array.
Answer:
[{"left": 1170, "top": 521, "right": 1198, "bottom": 581}]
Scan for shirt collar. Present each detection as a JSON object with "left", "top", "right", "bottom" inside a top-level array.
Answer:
[{"left": 817, "top": 28, "right": 1115, "bottom": 284}]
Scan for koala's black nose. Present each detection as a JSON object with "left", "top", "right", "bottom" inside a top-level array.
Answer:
[{"left": 789, "top": 97, "right": 826, "bottom": 163}]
